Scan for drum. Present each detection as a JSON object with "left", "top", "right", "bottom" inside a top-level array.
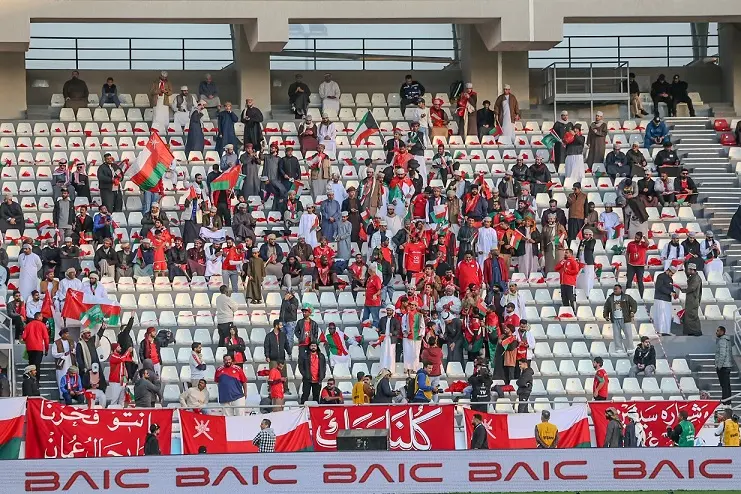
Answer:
[{"left": 97, "top": 335, "right": 112, "bottom": 362}]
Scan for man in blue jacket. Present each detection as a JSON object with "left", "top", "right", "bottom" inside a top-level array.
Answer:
[
  {"left": 412, "top": 362, "right": 439, "bottom": 403},
  {"left": 643, "top": 116, "right": 669, "bottom": 149}
]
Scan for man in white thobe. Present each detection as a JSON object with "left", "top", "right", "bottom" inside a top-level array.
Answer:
[
  {"left": 18, "top": 244, "right": 42, "bottom": 300},
  {"left": 383, "top": 204, "right": 404, "bottom": 239},
  {"left": 495, "top": 84, "right": 518, "bottom": 142},
  {"left": 368, "top": 221, "right": 390, "bottom": 261},
  {"left": 700, "top": 231, "right": 723, "bottom": 277},
  {"left": 329, "top": 173, "right": 348, "bottom": 205},
  {"left": 171, "top": 86, "right": 198, "bottom": 129},
  {"left": 82, "top": 272, "right": 109, "bottom": 300},
  {"left": 476, "top": 216, "right": 498, "bottom": 266},
  {"left": 408, "top": 99, "right": 432, "bottom": 147},
  {"left": 661, "top": 233, "right": 685, "bottom": 271},
  {"left": 318, "top": 73, "right": 341, "bottom": 114},
  {"left": 25, "top": 291, "right": 43, "bottom": 319},
  {"left": 652, "top": 266, "right": 678, "bottom": 335},
  {"left": 317, "top": 114, "right": 337, "bottom": 158},
  {"left": 378, "top": 305, "right": 397, "bottom": 371},
  {"left": 436, "top": 285, "right": 462, "bottom": 315}
]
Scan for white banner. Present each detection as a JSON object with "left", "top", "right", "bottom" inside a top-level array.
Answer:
[{"left": 4, "top": 447, "right": 740, "bottom": 492}]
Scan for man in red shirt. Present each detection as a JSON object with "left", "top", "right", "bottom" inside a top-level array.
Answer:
[
  {"left": 362, "top": 263, "right": 383, "bottom": 327},
  {"left": 299, "top": 342, "right": 326, "bottom": 404},
  {"left": 319, "top": 377, "right": 344, "bottom": 404},
  {"left": 456, "top": 250, "right": 483, "bottom": 292},
  {"left": 411, "top": 187, "right": 430, "bottom": 221},
  {"left": 313, "top": 237, "right": 335, "bottom": 267},
  {"left": 220, "top": 237, "right": 243, "bottom": 294},
  {"left": 555, "top": 248, "right": 580, "bottom": 313},
  {"left": 592, "top": 356, "right": 609, "bottom": 401},
  {"left": 625, "top": 231, "right": 649, "bottom": 298},
  {"left": 215, "top": 355, "right": 249, "bottom": 416},
  {"left": 268, "top": 360, "right": 287, "bottom": 411},
  {"left": 21, "top": 312, "right": 49, "bottom": 383},
  {"left": 403, "top": 237, "right": 426, "bottom": 283}
]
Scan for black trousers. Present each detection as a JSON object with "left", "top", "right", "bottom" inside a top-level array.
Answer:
[
  {"left": 717, "top": 367, "right": 732, "bottom": 404},
  {"left": 567, "top": 218, "right": 584, "bottom": 242},
  {"left": 400, "top": 98, "right": 415, "bottom": 115},
  {"left": 672, "top": 95, "right": 695, "bottom": 117},
  {"left": 652, "top": 95, "right": 674, "bottom": 118},
  {"left": 217, "top": 323, "right": 231, "bottom": 347},
  {"left": 658, "top": 193, "right": 675, "bottom": 206},
  {"left": 300, "top": 381, "right": 321, "bottom": 404},
  {"left": 560, "top": 284, "right": 575, "bottom": 311},
  {"left": 625, "top": 264, "right": 645, "bottom": 297},
  {"left": 11, "top": 315, "right": 24, "bottom": 340},
  {"left": 517, "top": 393, "right": 530, "bottom": 413},
  {"left": 27, "top": 350, "right": 43, "bottom": 382}
]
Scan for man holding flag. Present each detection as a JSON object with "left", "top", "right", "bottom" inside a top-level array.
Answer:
[{"left": 320, "top": 322, "right": 354, "bottom": 369}]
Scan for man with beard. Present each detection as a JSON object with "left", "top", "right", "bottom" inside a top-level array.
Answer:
[
  {"left": 278, "top": 147, "right": 301, "bottom": 198},
  {"left": 287, "top": 73, "right": 311, "bottom": 118},
  {"left": 186, "top": 238, "right": 207, "bottom": 277},
  {"left": 341, "top": 186, "right": 362, "bottom": 242},
  {"left": 94, "top": 237, "right": 118, "bottom": 278},
  {"left": 682, "top": 231, "right": 702, "bottom": 271},
  {"left": 552, "top": 110, "right": 573, "bottom": 168},
  {"left": 232, "top": 202, "right": 257, "bottom": 243},
  {"left": 71, "top": 204, "right": 93, "bottom": 245},
  {"left": 240, "top": 98, "right": 264, "bottom": 152},
  {"left": 682, "top": 263, "right": 703, "bottom": 336},
  {"left": 59, "top": 236, "right": 82, "bottom": 275},
  {"left": 140, "top": 202, "right": 169, "bottom": 237},
  {"left": 166, "top": 237, "right": 188, "bottom": 281},
  {"left": 526, "top": 157, "right": 552, "bottom": 196},
  {"left": 358, "top": 166, "right": 385, "bottom": 217},
  {"left": 40, "top": 239, "right": 61, "bottom": 279},
  {"left": 114, "top": 241, "right": 135, "bottom": 282}
]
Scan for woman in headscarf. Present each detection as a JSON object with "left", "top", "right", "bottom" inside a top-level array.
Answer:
[{"left": 150, "top": 71, "right": 172, "bottom": 131}]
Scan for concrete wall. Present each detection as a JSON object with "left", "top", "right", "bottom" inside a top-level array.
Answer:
[
  {"left": 0, "top": 53, "right": 27, "bottom": 119},
  {"left": 719, "top": 23, "right": 741, "bottom": 114}
]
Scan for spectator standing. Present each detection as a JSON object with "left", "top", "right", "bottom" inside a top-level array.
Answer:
[
  {"left": 683, "top": 263, "right": 703, "bottom": 336},
  {"left": 279, "top": 290, "right": 299, "bottom": 356},
  {"left": 629, "top": 336, "right": 657, "bottom": 377},
  {"left": 470, "top": 413, "right": 489, "bottom": 450},
  {"left": 265, "top": 320, "right": 290, "bottom": 383},
  {"left": 352, "top": 371, "right": 372, "bottom": 404},
  {"left": 625, "top": 232, "right": 649, "bottom": 298},
  {"left": 603, "top": 408, "right": 624, "bottom": 448},
  {"left": 215, "top": 355, "right": 248, "bottom": 416},
  {"left": 515, "top": 359, "right": 533, "bottom": 413},
  {"left": 21, "top": 312, "right": 48, "bottom": 382},
  {"left": 535, "top": 410, "right": 559, "bottom": 449},
  {"left": 268, "top": 361, "right": 287, "bottom": 411},
  {"left": 8, "top": 290, "right": 25, "bottom": 342},
  {"left": 715, "top": 325, "right": 733, "bottom": 405},
  {"left": 299, "top": 342, "right": 326, "bottom": 404},
  {"left": 134, "top": 367, "right": 160, "bottom": 408},
  {"left": 372, "top": 369, "right": 396, "bottom": 404},
  {"left": 253, "top": 419, "right": 276, "bottom": 453},
  {"left": 99, "top": 77, "right": 120, "bottom": 107},
  {"left": 144, "top": 424, "right": 161, "bottom": 455},
  {"left": 592, "top": 356, "right": 609, "bottom": 401},
  {"left": 362, "top": 263, "right": 383, "bottom": 327},
  {"left": 623, "top": 412, "right": 645, "bottom": 447},
  {"left": 555, "top": 249, "right": 580, "bottom": 313},
  {"left": 215, "top": 285, "right": 238, "bottom": 346},
  {"left": 468, "top": 365, "right": 494, "bottom": 413},
  {"left": 602, "top": 284, "right": 637, "bottom": 353},
  {"left": 653, "top": 266, "right": 678, "bottom": 335},
  {"left": 666, "top": 410, "right": 695, "bottom": 447}
]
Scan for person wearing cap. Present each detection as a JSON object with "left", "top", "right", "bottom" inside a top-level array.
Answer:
[
  {"left": 552, "top": 110, "right": 573, "bottom": 167},
  {"left": 56, "top": 266, "right": 83, "bottom": 310},
  {"left": 525, "top": 156, "right": 551, "bottom": 196},
  {"left": 626, "top": 141, "right": 648, "bottom": 175},
  {"left": 319, "top": 188, "right": 341, "bottom": 242},
  {"left": 586, "top": 111, "right": 608, "bottom": 168},
  {"left": 240, "top": 97, "right": 264, "bottom": 153},
  {"left": 318, "top": 72, "right": 341, "bottom": 114},
  {"left": 85, "top": 362, "right": 107, "bottom": 408},
  {"left": 22, "top": 311, "right": 49, "bottom": 382},
  {"left": 644, "top": 116, "right": 669, "bottom": 151},
  {"left": 309, "top": 142, "right": 332, "bottom": 198},
  {"left": 53, "top": 185, "right": 75, "bottom": 240},
  {"left": 185, "top": 98, "right": 207, "bottom": 157},
  {"left": 575, "top": 227, "right": 597, "bottom": 293},
  {"left": 682, "top": 262, "right": 703, "bottom": 336},
  {"left": 534, "top": 410, "right": 559, "bottom": 448},
  {"left": 258, "top": 233, "right": 284, "bottom": 279},
  {"left": 564, "top": 122, "right": 586, "bottom": 184},
  {"left": 634, "top": 169, "right": 658, "bottom": 209},
  {"left": 493, "top": 84, "right": 519, "bottom": 142},
  {"left": 171, "top": 85, "right": 197, "bottom": 128},
  {"left": 22, "top": 364, "right": 40, "bottom": 397},
  {"left": 358, "top": 165, "right": 384, "bottom": 217},
  {"left": 604, "top": 142, "right": 629, "bottom": 180},
  {"left": 498, "top": 169, "right": 522, "bottom": 211},
  {"left": 18, "top": 242, "right": 42, "bottom": 300},
  {"left": 700, "top": 230, "right": 723, "bottom": 277},
  {"left": 653, "top": 265, "right": 679, "bottom": 335},
  {"left": 654, "top": 141, "right": 681, "bottom": 178},
  {"left": 650, "top": 74, "right": 673, "bottom": 118},
  {"left": 298, "top": 202, "right": 320, "bottom": 248},
  {"left": 60, "top": 365, "right": 85, "bottom": 404},
  {"left": 213, "top": 99, "right": 239, "bottom": 154},
  {"left": 542, "top": 212, "right": 568, "bottom": 273},
  {"left": 288, "top": 73, "right": 311, "bottom": 118},
  {"left": 143, "top": 423, "right": 162, "bottom": 456},
  {"left": 298, "top": 114, "right": 319, "bottom": 156},
  {"left": 0, "top": 193, "right": 24, "bottom": 235},
  {"left": 317, "top": 113, "right": 337, "bottom": 158}
]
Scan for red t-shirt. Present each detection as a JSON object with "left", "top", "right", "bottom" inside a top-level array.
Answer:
[
  {"left": 268, "top": 367, "right": 284, "bottom": 399},
  {"left": 404, "top": 241, "right": 426, "bottom": 273},
  {"left": 310, "top": 353, "right": 320, "bottom": 382},
  {"left": 221, "top": 246, "right": 243, "bottom": 271},
  {"left": 412, "top": 195, "right": 428, "bottom": 220},
  {"left": 626, "top": 241, "right": 648, "bottom": 266},
  {"left": 593, "top": 368, "right": 609, "bottom": 398},
  {"left": 365, "top": 274, "right": 382, "bottom": 307}
]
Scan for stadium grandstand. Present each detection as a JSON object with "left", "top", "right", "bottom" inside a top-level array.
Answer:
[{"left": 2, "top": 1, "right": 741, "bottom": 492}]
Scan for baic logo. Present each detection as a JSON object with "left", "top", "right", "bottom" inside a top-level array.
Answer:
[{"left": 25, "top": 469, "right": 150, "bottom": 491}]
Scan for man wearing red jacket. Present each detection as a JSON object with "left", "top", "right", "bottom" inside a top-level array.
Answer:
[
  {"left": 21, "top": 312, "right": 49, "bottom": 383},
  {"left": 483, "top": 248, "right": 509, "bottom": 298},
  {"left": 362, "top": 263, "right": 383, "bottom": 327},
  {"left": 625, "top": 231, "right": 649, "bottom": 298},
  {"left": 555, "top": 248, "right": 580, "bottom": 312},
  {"left": 108, "top": 343, "right": 133, "bottom": 405},
  {"left": 456, "top": 250, "right": 483, "bottom": 292}
]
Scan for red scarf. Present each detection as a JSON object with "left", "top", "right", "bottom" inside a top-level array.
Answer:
[
  {"left": 318, "top": 264, "right": 331, "bottom": 285},
  {"left": 516, "top": 331, "right": 529, "bottom": 360},
  {"left": 464, "top": 194, "right": 479, "bottom": 214},
  {"left": 349, "top": 262, "right": 365, "bottom": 280},
  {"left": 65, "top": 373, "right": 79, "bottom": 391}
]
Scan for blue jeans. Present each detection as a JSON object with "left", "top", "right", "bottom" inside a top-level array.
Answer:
[
  {"left": 222, "top": 270, "right": 239, "bottom": 293},
  {"left": 100, "top": 93, "right": 121, "bottom": 107},
  {"left": 381, "top": 286, "right": 394, "bottom": 306},
  {"left": 361, "top": 306, "right": 380, "bottom": 327},
  {"left": 142, "top": 190, "right": 161, "bottom": 214},
  {"left": 283, "top": 321, "right": 296, "bottom": 356}
]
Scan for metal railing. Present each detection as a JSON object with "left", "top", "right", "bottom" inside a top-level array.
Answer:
[{"left": 528, "top": 34, "right": 720, "bottom": 69}]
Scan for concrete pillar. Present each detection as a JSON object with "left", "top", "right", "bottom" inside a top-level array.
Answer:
[
  {"left": 459, "top": 25, "right": 529, "bottom": 109},
  {"left": 232, "top": 24, "right": 272, "bottom": 113},
  {"left": 719, "top": 23, "right": 741, "bottom": 115},
  {"left": 0, "top": 52, "right": 27, "bottom": 119}
]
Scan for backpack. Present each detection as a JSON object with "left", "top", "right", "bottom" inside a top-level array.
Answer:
[
  {"left": 406, "top": 376, "right": 417, "bottom": 402},
  {"left": 449, "top": 81, "right": 463, "bottom": 102}
]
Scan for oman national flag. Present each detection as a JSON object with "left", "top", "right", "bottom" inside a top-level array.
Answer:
[
  {"left": 126, "top": 131, "right": 173, "bottom": 192},
  {"left": 432, "top": 204, "right": 448, "bottom": 224},
  {"left": 209, "top": 164, "right": 243, "bottom": 203},
  {"left": 0, "top": 397, "right": 25, "bottom": 459},
  {"left": 509, "top": 228, "right": 526, "bottom": 249},
  {"left": 61, "top": 289, "right": 121, "bottom": 326},
  {"left": 179, "top": 408, "right": 313, "bottom": 454},
  {"left": 464, "top": 405, "right": 590, "bottom": 449},
  {"left": 351, "top": 111, "right": 379, "bottom": 146}
]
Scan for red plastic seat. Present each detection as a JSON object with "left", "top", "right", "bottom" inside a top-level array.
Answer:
[
  {"left": 719, "top": 132, "right": 736, "bottom": 146},
  {"left": 714, "top": 119, "right": 731, "bottom": 132}
]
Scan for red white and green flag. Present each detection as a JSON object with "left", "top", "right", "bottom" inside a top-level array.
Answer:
[
  {"left": 61, "top": 289, "right": 121, "bottom": 327},
  {"left": 475, "top": 172, "right": 493, "bottom": 200},
  {"left": 509, "top": 228, "right": 526, "bottom": 249},
  {"left": 320, "top": 330, "right": 350, "bottom": 356},
  {"left": 432, "top": 204, "right": 448, "bottom": 225},
  {"left": 351, "top": 112, "right": 380, "bottom": 146},
  {"left": 464, "top": 404, "right": 590, "bottom": 449},
  {"left": 179, "top": 408, "right": 312, "bottom": 454},
  {"left": 675, "top": 193, "right": 689, "bottom": 205},
  {"left": 488, "top": 123, "right": 504, "bottom": 137},
  {"left": 306, "top": 152, "right": 322, "bottom": 170},
  {"left": 0, "top": 397, "right": 25, "bottom": 459},
  {"left": 288, "top": 179, "right": 304, "bottom": 194},
  {"left": 126, "top": 131, "right": 173, "bottom": 192},
  {"left": 209, "top": 164, "right": 243, "bottom": 203},
  {"left": 541, "top": 128, "right": 564, "bottom": 150}
]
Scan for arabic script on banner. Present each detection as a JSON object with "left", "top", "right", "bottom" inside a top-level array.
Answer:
[
  {"left": 25, "top": 398, "right": 173, "bottom": 458},
  {"left": 309, "top": 405, "right": 455, "bottom": 451}
]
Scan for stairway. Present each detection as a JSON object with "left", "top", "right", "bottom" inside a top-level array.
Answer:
[
  {"left": 689, "top": 353, "right": 741, "bottom": 401},
  {"left": 669, "top": 117, "right": 741, "bottom": 283}
]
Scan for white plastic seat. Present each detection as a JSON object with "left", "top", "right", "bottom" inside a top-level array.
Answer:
[
  {"left": 641, "top": 377, "right": 661, "bottom": 394},
  {"left": 660, "top": 377, "right": 680, "bottom": 395}
]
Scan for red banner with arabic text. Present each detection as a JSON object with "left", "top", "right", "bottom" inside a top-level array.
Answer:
[
  {"left": 25, "top": 398, "right": 174, "bottom": 458},
  {"left": 309, "top": 404, "right": 455, "bottom": 451},
  {"left": 590, "top": 400, "right": 718, "bottom": 447}
]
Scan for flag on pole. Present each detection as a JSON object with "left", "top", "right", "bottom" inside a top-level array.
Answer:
[
  {"left": 61, "top": 289, "right": 121, "bottom": 326},
  {"left": 0, "top": 398, "right": 25, "bottom": 459},
  {"left": 488, "top": 123, "right": 503, "bottom": 137},
  {"left": 509, "top": 229, "right": 526, "bottom": 249},
  {"left": 125, "top": 131, "right": 174, "bottom": 192},
  {"left": 351, "top": 112, "right": 380, "bottom": 146},
  {"left": 541, "top": 129, "right": 564, "bottom": 150},
  {"left": 209, "top": 164, "right": 242, "bottom": 203}
]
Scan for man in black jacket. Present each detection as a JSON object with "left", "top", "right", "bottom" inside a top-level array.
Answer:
[
  {"left": 540, "top": 199, "right": 567, "bottom": 228},
  {"left": 94, "top": 237, "right": 118, "bottom": 279},
  {"left": 674, "top": 168, "right": 698, "bottom": 204},
  {"left": 287, "top": 73, "right": 311, "bottom": 118},
  {"left": 629, "top": 336, "right": 656, "bottom": 377},
  {"left": 628, "top": 72, "right": 649, "bottom": 118},
  {"left": 654, "top": 141, "right": 680, "bottom": 178},
  {"left": 278, "top": 150, "right": 301, "bottom": 200},
  {"left": 515, "top": 359, "right": 533, "bottom": 413},
  {"left": 0, "top": 193, "right": 24, "bottom": 235},
  {"left": 470, "top": 413, "right": 489, "bottom": 449},
  {"left": 468, "top": 365, "right": 494, "bottom": 413},
  {"left": 265, "top": 320, "right": 291, "bottom": 389},
  {"left": 654, "top": 266, "right": 678, "bottom": 335},
  {"left": 384, "top": 131, "right": 406, "bottom": 164},
  {"left": 97, "top": 153, "right": 123, "bottom": 213},
  {"left": 294, "top": 304, "right": 320, "bottom": 359},
  {"left": 298, "top": 342, "right": 326, "bottom": 404},
  {"left": 399, "top": 74, "right": 425, "bottom": 114},
  {"left": 144, "top": 424, "right": 161, "bottom": 455},
  {"left": 650, "top": 74, "right": 673, "bottom": 118},
  {"left": 140, "top": 202, "right": 169, "bottom": 236},
  {"left": 552, "top": 110, "right": 573, "bottom": 167},
  {"left": 476, "top": 100, "right": 495, "bottom": 141},
  {"left": 22, "top": 365, "right": 40, "bottom": 396},
  {"left": 670, "top": 74, "right": 695, "bottom": 117}
]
